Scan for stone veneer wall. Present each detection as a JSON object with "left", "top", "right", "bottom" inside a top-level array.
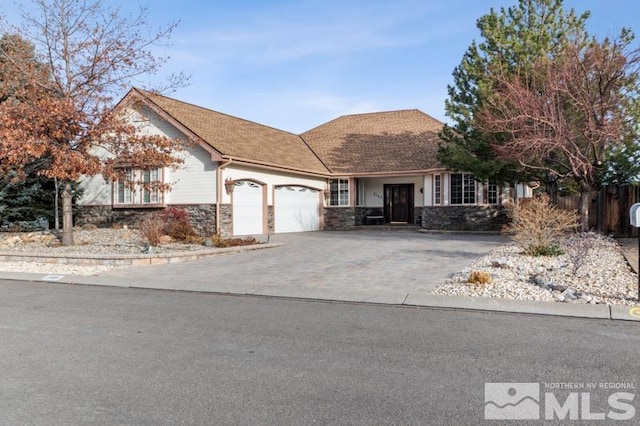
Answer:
[
  {"left": 76, "top": 204, "right": 217, "bottom": 235},
  {"left": 354, "top": 207, "right": 384, "bottom": 225},
  {"left": 324, "top": 207, "right": 356, "bottom": 230},
  {"left": 218, "top": 204, "right": 233, "bottom": 237},
  {"left": 420, "top": 206, "right": 508, "bottom": 231},
  {"left": 267, "top": 205, "right": 274, "bottom": 234}
]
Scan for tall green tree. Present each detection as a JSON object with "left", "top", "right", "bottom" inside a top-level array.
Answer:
[
  {"left": 0, "top": 171, "right": 55, "bottom": 227},
  {"left": 438, "top": 0, "right": 590, "bottom": 191}
]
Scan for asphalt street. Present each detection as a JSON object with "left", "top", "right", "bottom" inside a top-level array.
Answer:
[{"left": 0, "top": 280, "right": 638, "bottom": 425}]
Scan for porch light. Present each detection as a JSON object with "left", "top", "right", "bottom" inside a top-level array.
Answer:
[
  {"left": 224, "top": 178, "right": 235, "bottom": 194},
  {"left": 323, "top": 186, "right": 331, "bottom": 203}
]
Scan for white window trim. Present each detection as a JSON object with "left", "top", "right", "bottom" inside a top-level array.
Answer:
[
  {"left": 449, "top": 173, "right": 477, "bottom": 205},
  {"left": 114, "top": 168, "right": 164, "bottom": 206},
  {"left": 433, "top": 174, "right": 442, "bottom": 205},
  {"left": 486, "top": 182, "right": 500, "bottom": 205},
  {"left": 330, "top": 178, "right": 350, "bottom": 207}
]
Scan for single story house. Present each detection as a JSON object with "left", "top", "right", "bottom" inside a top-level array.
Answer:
[{"left": 77, "top": 88, "right": 532, "bottom": 236}]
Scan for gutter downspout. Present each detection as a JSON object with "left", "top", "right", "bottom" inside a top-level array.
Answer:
[{"left": 216, "top": 158, "right": 233, "bottom": 235}]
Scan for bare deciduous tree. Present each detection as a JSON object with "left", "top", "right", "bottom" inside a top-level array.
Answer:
[
  {"left": 476, "top": 32, "right": 640, "bottom": 230},
  {"left": 0, "top": 0, "right": 189, "bottom": 245}
]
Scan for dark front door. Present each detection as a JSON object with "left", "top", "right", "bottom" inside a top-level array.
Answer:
[{"left": 384, "top": 184, "right": 414, "bottom": 223}]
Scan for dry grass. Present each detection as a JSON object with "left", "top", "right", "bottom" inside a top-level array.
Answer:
[
  {"left": 138, "top": 217, "right": 165, "bottom": 246},
  {"left": 503, "top": 194, "right": 579, "bottom": 256},
  {"left": 468, "top": 270, "right": 492, "bottom": 285}
]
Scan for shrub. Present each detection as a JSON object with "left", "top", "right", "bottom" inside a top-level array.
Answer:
[
  {"left": 206, "top": 235, "right": 259, "bottom": 248},
  {"left": 165, "top": 220, "right": 197, "bottom": 241},
  {"left": 225, "top": 237, "right": 258, "bottom": 247},
  {"left": 563, "top": 232, "right": 597, "bottom": 276},
  {"left": 503, "top": 194, "right": 579, "bottom": 256},
  {"left": 138, "top": 216, "right": 165, "bottom": 246},
  {"left": 527, "top": 244, "right": 564, "bottom": 257},
  {"left": 160, "top": 208, "right": 197, "bottom": 241},
  {"left": 468, "top": 270, "right": 492, "bottom": 284},
  {"left": 210, "top": 234, "right": 229, "bottom": 248},
  {"left": 160, "top": 207, "right": 190, "bottom": 223}
]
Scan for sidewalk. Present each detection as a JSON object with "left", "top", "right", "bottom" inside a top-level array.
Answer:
[
  {"left": 618, "top": 238, "right": 639, "bottom": 274},
  {"left": 1, "top": 267, "right": 638, "bottom": 323}
]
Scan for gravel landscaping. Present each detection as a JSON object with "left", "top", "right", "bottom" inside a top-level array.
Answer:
[
  {"left": 433, "top": 232, "right": 639, "bottom": 306},
  {"left": 0, "top": 228, "right": 215, "bottom": 276}
]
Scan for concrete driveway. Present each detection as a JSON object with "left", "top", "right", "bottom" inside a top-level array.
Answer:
[{"left": 99, "top": 230, "right": 507, "bottom": 303}]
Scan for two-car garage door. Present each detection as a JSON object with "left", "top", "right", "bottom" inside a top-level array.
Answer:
[
  {"left": 274, "top": 186, "right": 320, "bottom": 233},
  {"left": 232, "top": 182, "right": 321, "bottom": 235}
]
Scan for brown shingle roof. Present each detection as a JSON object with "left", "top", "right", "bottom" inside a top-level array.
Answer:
[
  {"left": 301, "top": 109, "right": 444, "bottom": 174},
  {"left": 134, "top": 89, "right": 329, "bottom": 175}
]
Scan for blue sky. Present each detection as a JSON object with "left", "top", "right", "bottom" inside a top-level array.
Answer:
[{"left": 3, "top": 1, "right": 640, "bottom": 133}]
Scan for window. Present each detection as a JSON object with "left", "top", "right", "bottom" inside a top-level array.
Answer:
[
  {"left": 450, "top": 173, "right": 476, "bottom": 205},
  {"left": 115, "top": 168, "right": 163, "bottom": 205},
  {"left": 117, "top": 169, "right": 133, "bottom": 204},
  {"left": 487, "top": 182, "right": 499, "bottom": 205},
  {"left": 434, "top": 174, "right": 441, "bottom": 205},
  {"left": 330, "top": 178, "right": 349, "bottom": 206},
  {"left": 142, "top": 169, "right": 160, "bottom": 203}
]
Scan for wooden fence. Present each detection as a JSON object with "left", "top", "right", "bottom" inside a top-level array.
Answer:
[{"left": 556, "top": 185, "right": 640, "bottom": 237}]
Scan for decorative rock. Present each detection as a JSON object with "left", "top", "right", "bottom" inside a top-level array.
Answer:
[
  {"left": 553, "top": 292, "right": 566, "bottom": 302},
  {"left": 433, "top": 233, "right": 639, "bottom": 306},
  {"left": 491, "top": 259, "right": 510, "bottom": 268},
  {"left": 562, "top": 289, "right": 577, "bottom": 300},
  {"left": 158, "top": 235, "right": 173, "bottom": 244},
  {"left": 530, "top": 275, "right": 547, "bottom": 288},
  {"left": 0, "top": 228, "right": 216, "bottom": 276}
]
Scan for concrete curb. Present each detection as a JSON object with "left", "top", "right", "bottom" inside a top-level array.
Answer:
[
  {"left": 0, "top": 243, "right": 283, "bottom": 266},
  {"left": 404, "top": 293, "right": 611, "bottom": 319},
  {"left": 1, "top": 270, "right": 638, "bottom": 322},
  {"left": 417, "top": 229, "right": 503, "bottom": 235}
]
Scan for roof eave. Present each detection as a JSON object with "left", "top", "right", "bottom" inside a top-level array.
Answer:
[
  {"left": 224, "top": 156, "right": 331, "bottom": 178},
  {"left": 333, "top": 168, "right": 446, "bottom": 177}
]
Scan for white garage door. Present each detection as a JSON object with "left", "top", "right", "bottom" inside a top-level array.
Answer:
[
  {"left": 233, "top": 181, "right": 263, "bottom": 235},
  {"left": 274, "top": 186, "right": 320, "bottom": 233}
]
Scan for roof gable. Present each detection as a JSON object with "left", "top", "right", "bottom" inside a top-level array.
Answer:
[
  {"left": 301, "top": 110, "right": 444, "bottom": 174},
  {"left": 130, "top": 88, "right": 330, "bottom": 175}
]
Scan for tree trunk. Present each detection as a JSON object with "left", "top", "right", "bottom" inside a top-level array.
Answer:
[
  {"left": 54, "top": 177, "right": 60, "bottom": 230},
  {"left": 62, "top": 182, "right": 74, "bottom": 246},
  {"left": 544, "top": 176, "right": 558, "bottom": 204},
  {"left": 578, "top": 182, "right": 591, "bottom": 232}
]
